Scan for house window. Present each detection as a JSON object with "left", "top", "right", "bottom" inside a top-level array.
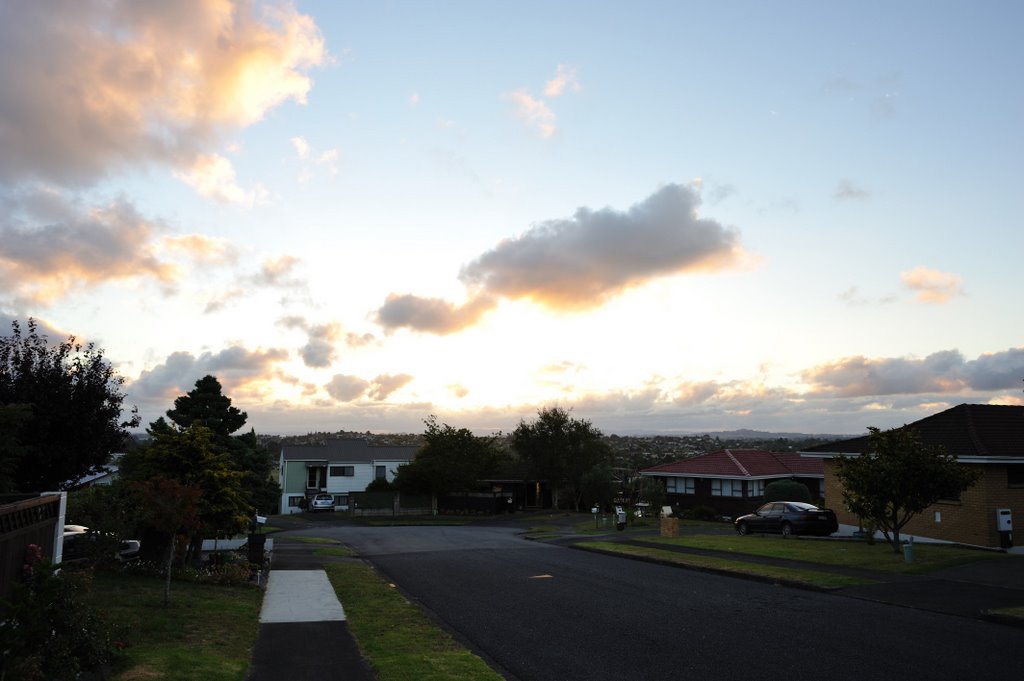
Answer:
[
  {"left": 375, "top": 465, "right": 387, "bottom": 480},
  {"left": 329, "top": 465, "right": 355, "bottom": 477},
  {"left": 307, "top": 467, "right": 326, "bottom": 488},
  {"left": 711, "top": 479, "right": 742, "bottom": 497},
  {"left": 666, "top": 477, "right": 694, "bottom": 495},
  {"left": 287, "top": 496, "right": 303, "bottom": 507},
  {"left": 1008, "top": 465, "right": 1024, "bottom": 488},
  {"left": 334, "top": 494, "right": 349, "bottom": 507},
  {"left": 747, "top": 480, "right": 765, "bottom": 497}
]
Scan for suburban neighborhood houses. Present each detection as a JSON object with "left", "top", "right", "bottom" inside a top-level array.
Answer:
[{"left": 278, "top": 438, "right": 418, "bottom": 513}]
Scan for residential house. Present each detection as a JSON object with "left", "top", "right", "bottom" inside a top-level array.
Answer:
[
  {"left": 279, "top": 439, "right": 419, "bottom": 514},
  {"left": 640, "top": 449, "right": 825, "bottom": 518},
  {"left": 802, "top": 403, "right": 1024, "bottom": 548}
]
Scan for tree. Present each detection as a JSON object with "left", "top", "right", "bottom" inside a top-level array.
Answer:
[
  {"left": 394, "top": 416, "right": 507, "bottom": 497},
  {"left": 512, "top": 407, "right": 612, "bottom": 511},
  {"left": 636, "top": 475, "right": 666, "bottom": 515},
  {"left": 133, "top": 477, "right": 202, "bottom": 606},
  {"left": 0, "top": 319, "right": 138, "bottom": 491},
  {"left": 835, "top": 426, "right": 980, "bottom": 552}
]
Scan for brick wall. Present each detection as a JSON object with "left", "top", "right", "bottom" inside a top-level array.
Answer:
[{"left": 824, "top": 460, "right": 1023, "bottom": 548}]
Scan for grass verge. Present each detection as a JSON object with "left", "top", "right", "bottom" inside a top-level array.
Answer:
[
  {"left": 325, "top": 562, "right": 502, "bottom": 681},
  {"left": 314, "top": 546, "right": 355, "bottom": 557},
  {"left": 646, "top": 534, "right": 1002, "bottom": 574},
  {"left": 86, "top": 570, "right": 261, "bottom": 680},
  {"left": 283, "top": 535, "right": 341, "bottom": 544},
  {"left": 577, "top": 541, "right": 875, "bottom": 589},
  {"left": 986, "top": 605, "right": 1024, "bottom": 620}
]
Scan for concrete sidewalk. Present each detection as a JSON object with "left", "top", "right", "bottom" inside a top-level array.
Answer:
[{"left": 246, "top": 544, "right": 375, "bottom": 681}]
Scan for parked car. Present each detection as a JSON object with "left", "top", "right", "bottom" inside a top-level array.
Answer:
[
  {"left": 62, "top": 525, "right": 141, "bottom": 561},
  {"left": 734, "top": 501, "right": 838, "bottom": 537},
  {"left": 310, "top": 493, "right": 335, "bottom": 512}
]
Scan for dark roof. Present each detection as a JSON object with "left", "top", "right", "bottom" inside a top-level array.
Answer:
[
  {"left": 641, "top": 449, "right": 823, "bottom": 479},
  {"left": 804, "top": 404, "right": 1024, "bottom": 458},
  {"left": 281, "top": 438, "right": 418, "bottom": 463}
]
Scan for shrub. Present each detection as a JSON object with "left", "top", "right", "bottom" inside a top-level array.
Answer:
[
  {"left": 0, "top": 548, "right": 116, "bottom": 680},
  {"left": 691, "top": 505, "right": 718, "bottom": 521},
  {"left": 764, "top": 480, "right": 812, "bottom": 503}
]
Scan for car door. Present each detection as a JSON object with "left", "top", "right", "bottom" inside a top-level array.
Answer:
[
  {"left": 760, "top": 503, "right": 784, "bottom": 532},
  {"left": 747, "top": 503, "right": 774, "bottom": 531}
]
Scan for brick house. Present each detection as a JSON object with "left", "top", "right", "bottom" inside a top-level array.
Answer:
[
  {"left": 640, "top": 449, "right": 825, "bottom": 518},
  {"left": 802, "top": 404, "right": 1024, "bottom": 548}
]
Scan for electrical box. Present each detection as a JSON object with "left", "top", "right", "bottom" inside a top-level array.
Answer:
[{"left": 996, "top": 508, "right": 1013, "bottom": 532}]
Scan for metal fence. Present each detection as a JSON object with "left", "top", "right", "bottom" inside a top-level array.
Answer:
[{"left": 350, "top": 491, "right": 432, "bottom": 516}]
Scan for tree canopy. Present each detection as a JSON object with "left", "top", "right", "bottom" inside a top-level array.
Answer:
[
  {"left": 394, "top": 416, "right": 507, "bottom": 496},
  {"left": 0, "top": 319, "right": 138, "bottom": 491},
  {"left": 512, "top": 406, "right": 611, "bottom": 510},
  {"left": 835, "top": 426, "right": 979, "bottom": 552}
]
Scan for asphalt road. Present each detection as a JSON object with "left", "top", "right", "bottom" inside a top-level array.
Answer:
[{"left": 298, "top": 525, "right": 1021, "bottom": 681}]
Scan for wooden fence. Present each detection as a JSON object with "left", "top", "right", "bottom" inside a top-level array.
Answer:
[{"left": 0, "top": 494, "right": 63, "bottom": 600}]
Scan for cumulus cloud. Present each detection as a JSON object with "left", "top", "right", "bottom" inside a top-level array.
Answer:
[
  {"left": 174, "top": 153, "right": 267, "bottom": 205},
  {"left": 130, "top": 345, "right": 289, "bottom": 401},
  {"left": 278, "top": 315, "right": 377, "bottom": 361},
  {"left": 505, "top": 90, "right": 557, "bottom": 138},
  {"left": 0, "top": 191, "right": 178, "bottom": 304},
  {"left": 459, "top": 183, "right": 745, "bottom": 309},
  {"left": 801, "top": 347, "right": 1024, "bottom": 397},
  {"left": 160, "top": 234, "right": 238, "bottom": 264},
  {"left": 368, "top": 374, "right": 414, "bottom": 401},
  {"left": 325, "top": 374, "right": 370, "bottom": 402},
  {"left": 290, "top": 137, "right": 339, "bottom": 181},
  {"left": 375, "top": 184, "right": 746, "bottom": 333},
  {"left": 375, "top": 293, "right": 498, "bottom": 335},
  {"left": 0, "top": 0, "right": 326, "bottom": 190},
  {"left": 900, "top": 266, "right": 963, "bottom": 304},
  {"left": 543, "top": 64, "right": 581, "bottom": 97}
]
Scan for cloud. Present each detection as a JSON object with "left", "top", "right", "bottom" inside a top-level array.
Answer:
[
  {"left": 834, "top": 179, "right": 870, "bottom": 201},
  {"left": 368, "top": 374, "right": 414, "bottom": 401},
  {"left": 801, "top": 347, "right": 1024, "bottom": 397},
  {"left": 459, "top": 183, "right": 746, "bottom": 309},
  {"left": 174, "top": 153, "right": 267, "bottom": 205},
  {"left": 543, "top": 64, "right": 581, "bottom": 97},
  {"left": 250, "top": 255, "right": 304, "bottom": 288},
  {"left": 0, "top": 191, "right": 178, "bottom": 304},
  {"left": 900, "top": 266, "right": 963, "bottom": 304},
  {"left": 0, "top": 0, "right": 326, "bottom": 189},
  {"left": 130, "top": 345, "right": 289, "bottom": 401},
  {"left": 505, "top": 89, "right": 557, "bottom": 138},
  {"left": 375, "top": 293, "right": 498, "bottom": 335},
  {"left": 290, "top": 137, "right": 339, "bottom": 181},
  {"left": 160, "top": 234, "right": 238, "bottom": 264},
  {"left": 291, "top": 136, "right": 311, "bottom": 159},
  {"left": 325, "top": 374, "right": 370, "bottom": 402}
]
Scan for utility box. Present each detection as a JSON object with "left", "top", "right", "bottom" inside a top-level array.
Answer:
[{"left": 996, "top": 509, "right": 1013, "bottom": 549}]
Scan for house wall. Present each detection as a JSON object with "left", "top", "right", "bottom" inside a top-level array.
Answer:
[
  {"left": 663, "top": 476, "right": 822, "bottom": 518},
  {"left": 824, "top": 461, "right": 1024, "bottom": 548},
  {"left": 279, "top": 458, "right": 414, "bottom": 514}
]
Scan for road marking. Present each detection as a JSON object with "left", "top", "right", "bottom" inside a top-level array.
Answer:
[{"left": 529, "top": 574, "right": 554, "bottom": 579}]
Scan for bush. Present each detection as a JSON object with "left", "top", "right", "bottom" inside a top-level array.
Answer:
[
  {"left": 764, "top": 479, "right": 812, "bottom": 503},
  {"left": 0, "top": 548, "right": 116, "bottom": 680},
  {"left": 691, "top": 505, "right": 718, "bottom": 521}
]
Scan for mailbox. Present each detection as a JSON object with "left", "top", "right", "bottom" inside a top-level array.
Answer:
[{"left": 996, "top": 509, "right": 1013, "bottom": 549}]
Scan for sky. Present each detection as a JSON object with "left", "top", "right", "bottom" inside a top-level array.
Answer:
[{"left": 1, "top": 0, "right": 1022, "bottom": 437}]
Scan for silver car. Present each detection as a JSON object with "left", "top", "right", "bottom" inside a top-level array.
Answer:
[{"left": 310, "top": 493, "right": 335, "bottom": 512}]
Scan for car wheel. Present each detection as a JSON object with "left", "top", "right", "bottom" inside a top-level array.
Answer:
[
  {"left": 781, "top": 522, "right": 792, "bottom": 538},
  {"left": 736, "top": 521, "right": 748, "bottom": 536}
]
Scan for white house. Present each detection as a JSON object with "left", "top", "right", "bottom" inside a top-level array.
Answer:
[{"left": 278, "top": 438, "right": 418, "bottom": 513}]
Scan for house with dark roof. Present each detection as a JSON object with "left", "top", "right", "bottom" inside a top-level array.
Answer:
[
  {"left": 640, "top": 449, "right": 825, "bottom": 518},
  {"left": 802, "top": 404, "right": 1024, "bottom": 548},
  {"left": 278, "top": 439, "right": 419, "bottom": 514}
]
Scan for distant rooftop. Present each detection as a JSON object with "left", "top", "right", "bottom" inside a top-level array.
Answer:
[
  {"left": 281, "top": 438, "right": 419, "bottom": 463},
  {"left": 641, "top": 449, "right": 823, "bottom": 479}
]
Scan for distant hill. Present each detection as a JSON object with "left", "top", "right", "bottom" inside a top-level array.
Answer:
[{"left": 696, "top": 428, "right": 860, "bottom": 441}]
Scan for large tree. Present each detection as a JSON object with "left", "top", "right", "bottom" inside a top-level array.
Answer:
[
  {"left": 835, "top": 426, "right": 979, "bottom": 552},
  {"left": 394, "top": 416, "right": 507, "bottom": 497},
  {"left": 512, "top": 407, "right": 611, "bottom": 511},
  {"left": 0, "top": 319, "right": 138, "bottom": 491}
]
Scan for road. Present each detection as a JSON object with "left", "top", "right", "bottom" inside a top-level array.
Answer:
[{"left": 297, "top": 524, "right": 1021, "bottom": 681}]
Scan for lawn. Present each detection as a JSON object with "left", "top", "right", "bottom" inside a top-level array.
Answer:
[
  {"left": 646, "top": 534, "right": 1004, "bottom": 574},
  {"left": 85, "top": 570, "right": 262, "bottom": 680},
  {"left": 577, "top": 541, "right": 875, "bottom": 589},
  {"left": 325, "top": 562, "right": 502, "bottom": 681}
]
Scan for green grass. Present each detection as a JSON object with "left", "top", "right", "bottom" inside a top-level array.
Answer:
[
  {"left": 313, "top": 546, "right": 355, "bottom": 557},
  {"left": 86, "top": 570, "right": 262, "bottom": 680},
  {"left": 282, "top": 535, "right": 340, "bottom": 545},
  {"left": 325, "top": 562, "right": 502, "bottom": 681},
  {"left": 646, "top": 534, "right": 1003, "bottom": 574},
  {"left": 577, "top": 541, "right": 876, "bottom": 589},
  {"left": 987, "top": 605, "right": 1024, "bottom": 620}
]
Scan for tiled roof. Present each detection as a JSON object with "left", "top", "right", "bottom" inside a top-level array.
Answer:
[
  {"left": 641, "top": 449, "right": 823, "bottom": 479},
  {"left": 281, "top": 438, "right": 419, "bottom": 463},
  {"left": 804, "top": 404, "right": 1024, "bottom": 458}
]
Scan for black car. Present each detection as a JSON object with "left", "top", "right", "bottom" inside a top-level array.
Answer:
[{"left": 734, "top": 501, "right": 838, "bottom": 537}]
